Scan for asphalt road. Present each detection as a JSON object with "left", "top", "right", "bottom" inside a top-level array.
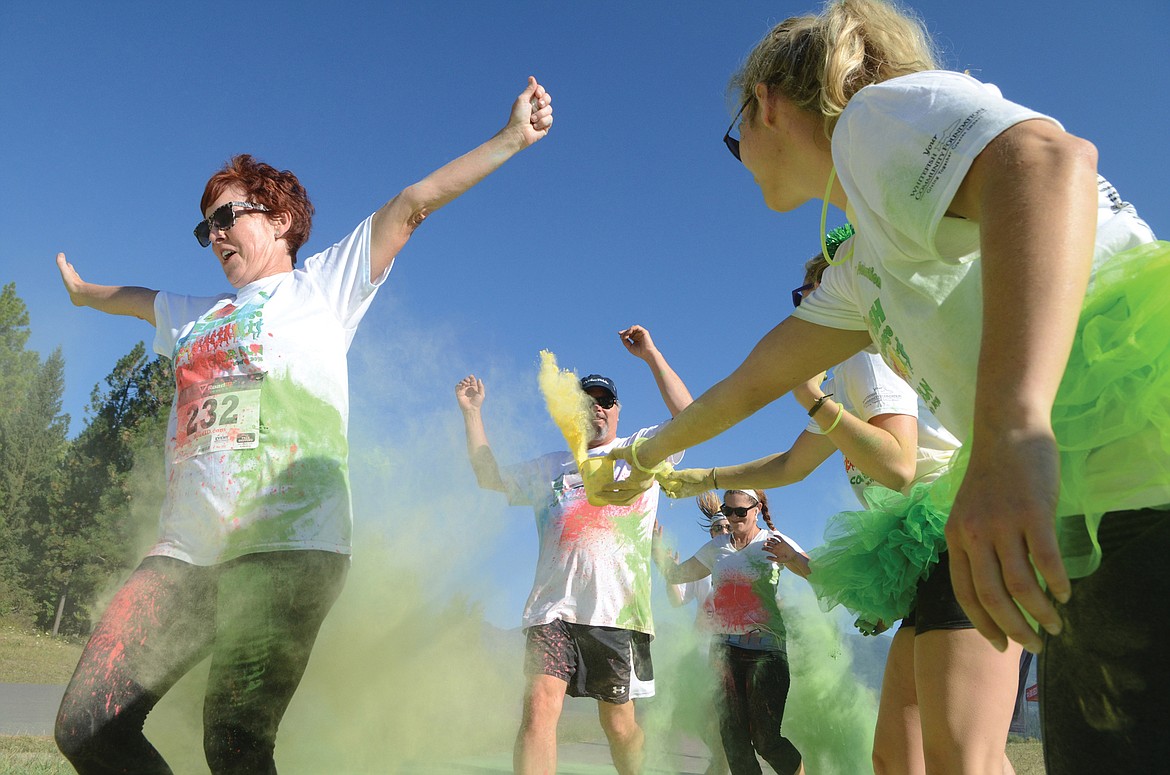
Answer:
[{"left": 0, "top": 683, "right": 64, "bottom": 735}]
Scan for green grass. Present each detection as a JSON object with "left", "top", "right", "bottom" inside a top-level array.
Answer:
[
  {"left": 0, "top": 622, "right": 83, "bottom": 684},
  {"left": 0, "top": 736, "right": 71, "bottom": 774}
]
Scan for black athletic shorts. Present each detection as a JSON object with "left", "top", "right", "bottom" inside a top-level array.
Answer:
[{"left": 523, "top": 618, "right": 654, "bottom": 703}]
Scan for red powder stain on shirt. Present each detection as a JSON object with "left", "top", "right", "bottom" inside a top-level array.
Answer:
[
  {"left": 210, "top": 304, "right": 238, "bottom": 320},
  {"left": 712, "top": 577, "right": 766, "bottom": 630},
  {"left": 558, "top": 503, "right": 611, "bottom": 546}
]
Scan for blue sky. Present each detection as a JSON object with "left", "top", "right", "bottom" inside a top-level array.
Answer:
[{"left": 4, "top": 1, "right": 1168, "bottom": 629}]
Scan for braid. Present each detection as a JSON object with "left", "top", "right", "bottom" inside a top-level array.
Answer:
[{"left": 756, "top": 490, "right": 777, "bottom": 532}]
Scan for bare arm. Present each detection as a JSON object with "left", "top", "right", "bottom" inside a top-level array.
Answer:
[
  {"left": 619, "top": 318, "right": 872, "bottom": 472},
  {"left": 56, "top": 253, "right": 157, "bottom": 325},
  {"left": 369, "top": 78, "right": 553, "bottom": 282},
  {"left": 794, "top": 374, "right": 919, "bottom": 490},
  {"left": 657, "top": 554, "right": 711, "bottom": 586},
  {"left": 658, "top": 430, "right": 837, "bottom": 499},
  {"left": 943, "top": 119, "right": 1098, "bottom": 653},
  {"left": 455, "top": 375, "right": 506, "bottom": 492},
  {"left": 620, "top": 325, "right": 693, "bottom": 417}
]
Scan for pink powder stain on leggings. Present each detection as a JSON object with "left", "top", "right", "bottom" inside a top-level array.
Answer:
[{"left": 73, "top": 568, "right": 169, "bottom": 710}]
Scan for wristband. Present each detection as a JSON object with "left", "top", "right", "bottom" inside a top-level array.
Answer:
[
  {"left": 808, "top": 393, "right": 834, "bottom": 417},
  {"left": 824, "top": 404, "right": 845, "bottom": 433},
  {"left": 629, "top": 437, "right": 661, "bottom": 475}
]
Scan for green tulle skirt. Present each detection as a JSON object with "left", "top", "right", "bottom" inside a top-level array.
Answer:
[{"left": 807, "top": 239, "right": 1170, "bottom": 627}]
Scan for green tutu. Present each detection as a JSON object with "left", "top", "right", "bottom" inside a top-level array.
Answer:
[
  {"left": 807, "top": 481, "right": 950, "bottom": 627},
  {"left": 807, "top": 239, "right": 1170, "bottom": 625},
  {"left": 1049, "top": 240, "right": 1170, "bottom": 577}
]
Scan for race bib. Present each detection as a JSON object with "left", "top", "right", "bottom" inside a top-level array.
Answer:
[{"left": 174, "top": 374, "right": 264, "bottom": 461}]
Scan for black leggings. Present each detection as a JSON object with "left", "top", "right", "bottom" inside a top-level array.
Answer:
[
  {"left": 1041, "top": 507, "right": 1170, "bottom": 774},
  {"left": 713, "top": 642, "right": 802, "bottom": 775},
  {"left": 54, "top": 551, "right": 347, "bottom": 774}
]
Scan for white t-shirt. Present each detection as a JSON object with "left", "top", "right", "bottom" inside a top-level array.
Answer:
[
  {"left": 805, "top": 348, "right": 960, "bottom": 503},
  {"left": 793, "top": 70, "right": 1164, "bottom": 515},
  {"left": 151, "top": 215, "right": 387, "bottom": 564},
  {"left": 694, "top": 530, "right": 804, "bottom": 637},
  {"left": 504, "top": 427, "right": 683, "bottom": 636},
  {"left": 672, "top": 575, "right": 716, "bottom": 633}
]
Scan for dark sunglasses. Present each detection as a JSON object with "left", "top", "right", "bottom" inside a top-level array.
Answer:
[
  {"left": 723, "top": 99, "right": 750, "bottom": 162},
  {"left": 194, "top": 201, "right": 270, "bottom": 247},
  {"left": 791, "top": 283, "right": 815, "bottom": 308},
  {"left": 591, "top": 395, "right": 618, "bottom": 410},
  {"left": 709, "top": 523, "right": 731, "bottom": 536},
  {"left": 720, "top": 504, "right": 756, "bottom": 518}
]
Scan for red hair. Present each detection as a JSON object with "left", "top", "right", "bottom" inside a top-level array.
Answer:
[{"left": 200, "top": 154, "right": 314, "bottom": 264}]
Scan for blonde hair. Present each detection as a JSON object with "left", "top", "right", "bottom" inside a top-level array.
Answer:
[{"left": 729, "top": 0, "right": 939, "bottom": 136}]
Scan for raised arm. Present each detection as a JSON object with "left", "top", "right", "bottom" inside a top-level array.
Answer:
[
  {"left": 792, "top": 374, "right": 919, "bottom": 491},
  {"left": 56, "top": 254, "right": 157, "bottom": 325},
  {"left": 455, "top": 375, "right": 506, "bottom": 492},
  {"left": 943, "top": 119, "right": 1098, "bottom": 653},
  {"left": 619, "top": 325, "right": 693, "bottom": 417},
  {"left": 369, "top": 77, "right": 553, "bottom": 281}
]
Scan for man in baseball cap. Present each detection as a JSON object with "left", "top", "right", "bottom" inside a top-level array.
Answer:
[{"left": 455, "top": 324, "right": 692, "bottom": 774}]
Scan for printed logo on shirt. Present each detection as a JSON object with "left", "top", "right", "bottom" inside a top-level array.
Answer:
[
  {"left": 911, "top": 109, "right": 987, "bottom": 201},
  {"left": 866, "top": 298, "right": 942, "bottom": 414},
  {"left": 174, "top": 294, "right": 268, "bottom": 390}
]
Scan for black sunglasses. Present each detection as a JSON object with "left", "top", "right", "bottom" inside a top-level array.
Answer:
[
  {"left": 709, "top": 523, "right": 731, "bottom": 536},
  {"left": 720, "top": 504, "right": 757, "bottom": 518},
  {"left": 194, "top": 201, "right": 270, "bottom": 248},
  {"left": 591, "top": 395, "right": 618, "bottom": 410},
  {"left": 791, "top": 283, "right": 815, "bottom": 308},
  {"left": 723, "top": 99, "right": 750, "bottom": 162}
]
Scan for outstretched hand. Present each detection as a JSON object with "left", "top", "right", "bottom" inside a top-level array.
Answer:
[
  {"left": 56, "top": 253, "right": 86, "bottom": 306},
  {"left": 579, "top": 441, "right": 662, "bottom": 505},
  {"left": 945, "top": 430, "right": 1069, "bottom": 653},
  {"left": 657, "top": 468, "right": 717, "bottom": 500},
  {"left": 507, "top": 76, "right": 553, "bottom": 147}
]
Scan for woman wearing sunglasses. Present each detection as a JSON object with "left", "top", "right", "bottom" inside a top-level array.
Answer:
[
  {"left": 658, "top": 231, "right": 1022, "bottom": 774},
  {"left": 52, "top": 77, "right": 552, "bottom": 773},
  {"left": 595, "top": 0, "right": 1170, "bottom": 771},
  {"left": 655, "top": 489, "right": 808, "bottom": 775}
]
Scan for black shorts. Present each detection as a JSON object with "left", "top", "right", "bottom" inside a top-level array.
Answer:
[
  {"left": 900, "top": 551, "right": 974, "bottom": 634},
  {"left": 523, "top": 619, "right": 654, "bottom": 703}
]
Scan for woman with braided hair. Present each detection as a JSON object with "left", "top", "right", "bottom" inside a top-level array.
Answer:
[{"left": 654, "top": 489, "right": 807, "bottom": 775}]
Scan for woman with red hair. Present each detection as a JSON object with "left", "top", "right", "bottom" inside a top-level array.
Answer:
[{"left": 52, "top": 77, "right": 552, "bottom": 774}]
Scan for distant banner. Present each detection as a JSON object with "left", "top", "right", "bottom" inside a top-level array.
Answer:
[{"left": 1026, "top": 684, "right": 1039, "bottom": 702}]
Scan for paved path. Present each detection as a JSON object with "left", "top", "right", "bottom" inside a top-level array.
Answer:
[
  {"left": 0, "top": 683, "right": 63, "bottom": 735},
  {"left": 1, "top": 684, "right": 738, "bottom": 772}
]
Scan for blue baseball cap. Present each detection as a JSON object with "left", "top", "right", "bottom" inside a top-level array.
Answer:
[{"left": 579, "top": 374, "right": 618, "bottom": 400}]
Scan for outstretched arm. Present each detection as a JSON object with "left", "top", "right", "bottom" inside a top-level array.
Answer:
[
  {"left": 56, "top": 254, "right": 157, "bottom": 325},
  {"left": 659, "top": 431, "right": 837, "bottom": 499},
  {"left": 620, "top": 325, "right": 693, "bottom": 417},
  {"left": 370, "top": 77, "right": 553, "bottom": 281},
  {"left": 456, "top": 375, "right": 506, "bottom": 492},
  {"left": 613, "top": 318, "right": 871, "bottom": 477}
]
